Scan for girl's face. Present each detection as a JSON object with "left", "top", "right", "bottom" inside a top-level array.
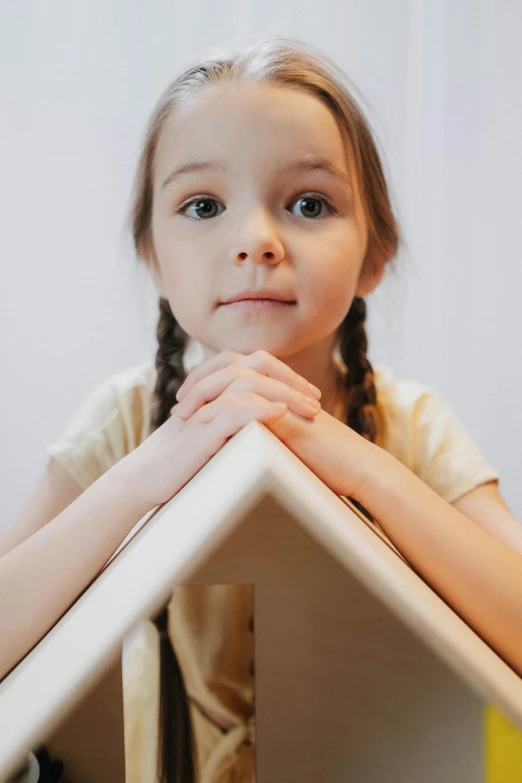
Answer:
[{"left": 147, "top": 82, "right": 380, "bottom": 363}]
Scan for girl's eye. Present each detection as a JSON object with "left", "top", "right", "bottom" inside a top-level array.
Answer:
[
  {"left": 178, "top": 197, "right": 225, "bottom": 219},
  {"left": 288, "top": 194, "right": 337, "bottom": 219},
  {"left": 177, "top": 193, "right": 336, "bottom": 220}
]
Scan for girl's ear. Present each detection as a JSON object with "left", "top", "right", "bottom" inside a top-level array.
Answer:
[
  {"left": 355, "top": 247, "right": 387, "bottom": 298},
  {"left": 142, "top": 243, "right": 168, "bottom": 298},
  {"left": 148, "top": 261, "right": 168, "bottom": 298}
]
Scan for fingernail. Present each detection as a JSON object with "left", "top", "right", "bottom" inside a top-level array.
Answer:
[
  {"left": 304, "top": 398, "right": 321, "bottom": 411},
  {"left": 308, "top": 384, "right": 321, "bottom": 398}
]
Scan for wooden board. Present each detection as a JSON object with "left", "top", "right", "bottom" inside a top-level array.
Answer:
[
  {"left": 1, "top": 422, "right": 522, "bottom": 780},
  {"left": 45, "top": 650, "right": 125, "bottom": 783}
]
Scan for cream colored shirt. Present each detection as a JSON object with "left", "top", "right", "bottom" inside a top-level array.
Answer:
[{"left": 46, "top": 346, "right": 499, "bottom": 782}]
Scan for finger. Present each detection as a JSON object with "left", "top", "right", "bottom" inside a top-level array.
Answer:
[
  {"left": 202, "top": 393, "right": 288, "bottom": 434},
  {"left": 176, "top": 348, "right": 242, "bottom": 401},
  {"left": 177, "top": 348, "right": 321, "bottom": 402},
  {"left": 175, "top": 365, "right": 255, "bottom": 419},
  {"left": 247, "top": 350, "right": 321, "bottom": 399},
  {"left": 211, "top": 403, "right": 288, "bottom": 453},
  {"left": 193, "top": 399, "right": 288, "bottom": 470},
  {"left": 177, "top": 366, "right": 321, "bottom": 420}
]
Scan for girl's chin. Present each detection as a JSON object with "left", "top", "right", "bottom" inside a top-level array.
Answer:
[{"left": 207, "top": 332, "right": 295, "bottom": 356}]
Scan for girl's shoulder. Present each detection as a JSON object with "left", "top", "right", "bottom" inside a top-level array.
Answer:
[
  {"left": 46, "top": 358, "right": 156, "bottom": 490},
  {"left": 372, "top": 362, "right": 444, "bottom": 441},
  {"left": 372, "top": 362, "right": 498, "bottom": 503},
  {"left": 373, "top": 362, "right": 431, "bottom": 413}
]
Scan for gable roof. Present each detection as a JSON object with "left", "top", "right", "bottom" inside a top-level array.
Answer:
[{"left": 1, "top": 420, "right": 522, "bottom": 777}]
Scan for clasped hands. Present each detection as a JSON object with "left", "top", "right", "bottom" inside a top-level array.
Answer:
[{"left": 170, "top": 348, "right": 375, "bottom": 499}]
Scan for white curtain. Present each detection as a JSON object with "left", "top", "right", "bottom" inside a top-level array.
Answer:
[{"left": 1, "top": 0, "right": 521, "bottom": 524}]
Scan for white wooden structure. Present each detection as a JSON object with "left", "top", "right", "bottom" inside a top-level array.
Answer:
[{"left": 1, "top": 421, "right": 522, "bottom": 781}]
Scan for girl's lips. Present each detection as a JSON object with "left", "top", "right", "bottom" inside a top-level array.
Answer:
[
  {"left": 220, "top": 288, "right": 296, "bottom": 304},
  {"left": 221, "top": 299, "right": 297, "bottom": 310}
]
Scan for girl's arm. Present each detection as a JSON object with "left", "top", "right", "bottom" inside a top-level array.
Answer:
[
  {"left": 0, "top": 459, "right": 85, "bottom": 560},
  {"left": 355, "top": 442, "right": 522, "bottom": 677},
  {"left": 0, "top": 388, "right": 290, "bottom": 682},
  {"left": 0, "top": 455, "right": 153, "bottom": 681},
  {"left": 453, "top": 481, "right": 522, "bottom": 554}
]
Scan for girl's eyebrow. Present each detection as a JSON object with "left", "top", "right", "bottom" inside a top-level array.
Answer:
[{"left": 161, "top": 156, "right": 352, "bottom": 190}]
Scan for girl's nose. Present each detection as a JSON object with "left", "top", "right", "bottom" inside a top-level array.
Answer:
[
  {"left": 235, "top": 244, "right": 282, "bottom": 265},
  {"left": 231, "top": 212, "right": 285, "bottom": 266}
]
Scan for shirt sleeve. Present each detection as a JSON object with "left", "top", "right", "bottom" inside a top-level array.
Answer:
[
  {"left": 46, "top": 377, "right": 126, "bottom": 490},
  {"left": 411, "top": 389, "right": 500, "bottom": 504}
]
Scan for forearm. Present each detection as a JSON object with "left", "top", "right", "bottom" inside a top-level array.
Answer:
[
  {"left": 355, "top": 444, "right": 522, "bottom": 678},
  {"left": 0, "top": 456, "right": 153, "bottom": 681}
]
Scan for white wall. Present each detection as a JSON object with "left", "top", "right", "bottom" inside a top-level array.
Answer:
[{"left": 2, "top": 0, "right": 521, "bottom": 526}]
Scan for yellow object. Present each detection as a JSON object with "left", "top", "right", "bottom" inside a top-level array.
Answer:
[{"left": 485, "top": 704, "right": 522, "bottom": 782}]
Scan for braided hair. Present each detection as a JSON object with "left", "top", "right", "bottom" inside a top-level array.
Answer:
[
  {"left": 338, "top": 296, "right": 377, "bottom": 443},
  {"left": 150, "top": 298, "right": 189, "bottom": 431},
  {"left": 152, "top": 601, "right": 197, "bottom": 783},
  {"left": 149, "top": 300, "right": 194, "bottom": 783}
]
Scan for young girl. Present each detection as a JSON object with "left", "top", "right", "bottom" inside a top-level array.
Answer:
[{"left": 2, "top": 35, "right": 522, "bottom": 783}]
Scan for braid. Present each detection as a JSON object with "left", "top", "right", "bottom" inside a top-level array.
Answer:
[
  {"left": 152, "top": 601, "right": 197, "bottom": 783},
  {"left": 338, "top": 296, "right": 378, "bottom": 523},
  {"left": 151, "top": 297, "right": 189, "bottom": 432},
  {"left": 150, "top": 298, "right": 196, "bottom": 782},
  {"left": 338, "top": 296, "right": 378, "bottom": 443}
]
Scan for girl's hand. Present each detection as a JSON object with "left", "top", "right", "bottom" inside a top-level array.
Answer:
[
  {"left": 173, "top": 348, "right": 322, "bottom": 421},
  {"left": 266, "top": 407, "right": 378, "bottom": 500},
  {"left": 125, "top": 384, "right": 291, "bottom": 509},
  {"left": 173, "top": 348, "right": 377, "bottom": 501}
]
